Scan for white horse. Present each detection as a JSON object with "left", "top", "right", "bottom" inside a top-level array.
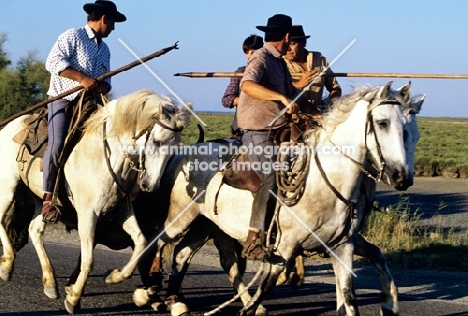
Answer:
[
  {"left": 132, "top": 91, "right": 424, "bottom": 315},
  {"left": 0, "top": 88, "right": 191, "bottom": 314},
  {"left": 132, "top": 82, "right": 413, "bottom": 315}
]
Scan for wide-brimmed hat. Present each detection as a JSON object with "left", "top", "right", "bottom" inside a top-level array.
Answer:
[
  {"left": 291, "top": 25, "right": 310, "bottom": 41},
  {"left": 256, "top": 14, "right": 292, "bottom": 32},
  {"left": 83, "top": 1, "right": 126, "bottom": 22}
]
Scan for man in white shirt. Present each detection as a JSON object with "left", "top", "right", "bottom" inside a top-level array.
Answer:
[{"left": 42, "top": 1, "right": 126, "bottom": 223}]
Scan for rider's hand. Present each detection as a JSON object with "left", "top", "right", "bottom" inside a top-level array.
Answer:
[
  {"left": 296, "top": 70, "right": 320, "bottom": 89},
  {"left": 286, "top": 103, "right": 300, "bottom": 115},
  {"left": 80, "top": 76, "right": 99, "bottom": 91}
]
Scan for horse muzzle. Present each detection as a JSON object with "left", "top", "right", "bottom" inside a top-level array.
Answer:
[
  {"left": 390, "top": 169, "right": 412, "bottom": 191},
  {"left": 138, "top": 177, "right": 160, "bottom": 192}
]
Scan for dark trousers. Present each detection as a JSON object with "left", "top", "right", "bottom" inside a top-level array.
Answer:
[
  {"left": 242, "top": 130, "right": 277, "bottom": 232},
  {"left": 43, "top": 99, "right": 71, "bottom": 193}
]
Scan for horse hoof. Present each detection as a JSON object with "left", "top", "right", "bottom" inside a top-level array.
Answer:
[
  {"left": 133, "top": 287, "right": 150, "bottom": 307},
  {"left": 289, "top": 272, "right": 304, "bottom": 289},
  {"left": 255, "top": 305, "right": 268, "bottom": 316},
  {"left": 170, "top": 302, "right": 190, "bottom": 316},
  {"left": 64, "top": 298, "right": 81, "bottom": 315},
  {"left": 381, "top": 307, "right": 399, "bottom": 316},
  {"left": 151, "top": 301, "right": 168, "bottom": 312},
  {"left": 0, "top": 266, "right": 12, "bottom": 281},
  {"left": 105, "top": 268, "right": 123, "bottom": 284},
  {"left": 44, "top": 285, "right": 59, "bottom": 299}
]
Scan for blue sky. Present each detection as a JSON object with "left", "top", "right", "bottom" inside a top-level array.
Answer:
[{"left": 2, "top": 1, "right": 467, "bottom": 117}]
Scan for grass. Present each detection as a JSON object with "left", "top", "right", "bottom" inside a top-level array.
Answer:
[
  {"left": 361, "top": 198, "right": 468, "bottom": 271},
  {"left": 182, "top": 112, "right": 234, "bottom": 144},
  {"left": 415, "top": 117, "right": 468, "bottom": 178}
]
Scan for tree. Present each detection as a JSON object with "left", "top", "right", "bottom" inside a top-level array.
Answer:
[
  {"left": 0, "top": 32, "right": 11, "bottom": 70},
  {"left": 0, "top": 36, "right": 49, "bottom": 120}
]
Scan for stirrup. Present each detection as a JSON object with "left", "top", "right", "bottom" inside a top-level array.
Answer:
[
  {"left": 242, "top": 240, "right": 266, "bottom": 261},
  {"left": 42, "top": 203, "right": 61, "bottom": 223}
]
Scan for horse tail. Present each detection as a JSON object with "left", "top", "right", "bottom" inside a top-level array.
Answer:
[
  {"left": 196, "top": 123, "right": 205, "bottom": 143},
  {"left": 7, "top": 183, "right": 36, "bottom": 252}
]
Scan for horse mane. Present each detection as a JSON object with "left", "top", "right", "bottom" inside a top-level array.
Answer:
[
  {"left": 303, "top": 84, "right": 383, "bottom": 144},
  {"left": 84, "top": 89, "right": 181, "bottom": 139}
]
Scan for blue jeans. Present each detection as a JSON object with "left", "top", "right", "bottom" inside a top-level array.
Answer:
[
  {"left": 43, "top": 99, "right": 71, "bottom": 193},
  {"left": 242, "top": 130, "right": 277, "bottom": 231}
]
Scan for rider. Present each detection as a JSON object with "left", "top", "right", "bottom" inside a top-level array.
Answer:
[
  {"left": 283, "top": 25, "right": 341, "bottom": 113},
  {"left": 42, "top": 1, "right": 126, "bottom": 223},
  {"left": 221, "top": 35, "right": 264, "bottom": 139},
  {"left": 236, "top": 14, "right": 300, "bottom": 260}
]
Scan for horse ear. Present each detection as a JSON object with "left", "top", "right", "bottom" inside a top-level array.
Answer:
[
  {"left": 378, "top": 81, "right": 393, "bottom": 99},
  {"left": 398, "top": 81, "right": 411, "bottom": 103},
  {"left": 406, "top": 94, "right": 425, "bottom": 115}
]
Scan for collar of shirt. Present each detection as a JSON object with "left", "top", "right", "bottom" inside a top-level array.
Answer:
[
  {"left": 263, "top": 42, "right": 282, "bottom": 58},
  {"left": 84, "top": 24, "right": 99, "bottom": 44}
]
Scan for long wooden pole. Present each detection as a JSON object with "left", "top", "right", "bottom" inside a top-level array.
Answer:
[
  {"left": 174, "top": 71, "right": 468, "bottom": 80},
  {"left": 0, "top": 42, "right": 179, "bottom": 128}
]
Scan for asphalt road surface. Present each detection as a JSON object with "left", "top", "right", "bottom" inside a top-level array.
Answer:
[{"left": 0, "top": 177, "right": 467, "bottom": 315}]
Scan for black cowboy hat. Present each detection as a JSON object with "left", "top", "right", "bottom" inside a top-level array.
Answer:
[
  {"left": 291, "top": 25, "right": 311, "bottom": 41},
  {"left": 83, "top": 1, "right": 126, "bottom": 22},
  {"left": 256, "top": 14, "right": 292, "bottom": 32}
]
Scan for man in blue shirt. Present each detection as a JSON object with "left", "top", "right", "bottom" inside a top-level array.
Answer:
[{"left": 42, "top": 1, "right": 126, "bottom": 223}]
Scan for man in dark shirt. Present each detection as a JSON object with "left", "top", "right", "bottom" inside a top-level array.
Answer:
[{"left": 237, "top": 14, "right": 300, "bottom": 260}]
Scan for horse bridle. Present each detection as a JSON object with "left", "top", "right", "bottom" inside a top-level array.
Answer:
[
  {"left": 314, "top": 96, "right": 406, "bottom": 208},
  {"left": 132, "top": 113, "right": 184, "bottom": 141},
  {"left": 102, "top": 111, "right": 183, "bottom": 195}
]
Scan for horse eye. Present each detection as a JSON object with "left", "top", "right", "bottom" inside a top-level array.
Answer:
[
  {"left": 153, "top": 141, "right": 161, "bottom": 147},
  {"left": 377, "top": 120, "right": 388, "bottom": 129}
]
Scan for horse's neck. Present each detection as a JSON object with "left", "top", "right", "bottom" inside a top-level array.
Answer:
[
  {"left": 321, "top": 102, "right": 368, "bottom": 162},
  {"left": 309, "top": 103, "right": 369, "bottom": 200},
  {"left": 77, "top": 125, "right": 141, "bottom": 174}
]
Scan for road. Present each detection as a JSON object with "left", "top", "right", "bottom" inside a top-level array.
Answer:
[
  {"left": 0, "top": 177, "right": 467, "bottom": 315},
  {"left": 0, "top": 242, "right": 467, "bottom": 316},
  {"left": 376, "top": 176, "right": 468, "bottom": 236}
]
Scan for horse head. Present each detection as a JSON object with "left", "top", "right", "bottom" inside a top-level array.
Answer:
[
  {"left": 364, "top": 81, "right": 414, "bottom": 189},
  {"left": 136, "top": 94, "right": 192, "bottom": 192},
  {"left": 396, "top": 92, "right": 424, "bottom": 190}
]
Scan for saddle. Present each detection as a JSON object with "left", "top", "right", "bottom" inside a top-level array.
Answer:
[
  {"left": 222, "top": 113, "right": 319, "bottom": 194},
  {"left": 12, "top": 111, "right": 48, "bottom": 158},
  {"left": 222, "top": 152, "right": 262, "bottom": 193},
  {"left": 12, "top": 92, "right": 101, "bottom": 221},
  {"left": 13, "top": 92, "right": 101, "bottom": 160}
]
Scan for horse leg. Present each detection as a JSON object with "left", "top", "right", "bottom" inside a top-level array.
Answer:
[
  {"left": 332, "top": 241, "right": 359, "bottom": 316},
  {"left": 64, "top": 212, "right": 98, "bottom": 314},
  {"left": 28, "top": 213, "right": 59, "bottom": 299},
  {"left": 105, "top": 210, "right": 147, "bottom": 284},
  {"left": 0, "top": 196, "right": 15, "bottom": 282},
  {"left": 163, "top": 224, "right": 212, "bottom": 316},
  {"left": 353, "top": 234, "right": 398, "bottom": 316},
  {"left": 211, "top": 228, "right": 268, "bottom": 316},
  {"left": 66, "top": 253, "right": 82, "bottom": 287},
  {"left": 276, "top": 254, "right": 305, "bottom": 288}
]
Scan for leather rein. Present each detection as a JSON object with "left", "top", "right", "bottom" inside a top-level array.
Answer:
[
  {"left": 314, "top": 98, "right": 404, "bottom": 208},
  {"left": 102, "top": 112, "right": 183, "bottom": 196}
]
